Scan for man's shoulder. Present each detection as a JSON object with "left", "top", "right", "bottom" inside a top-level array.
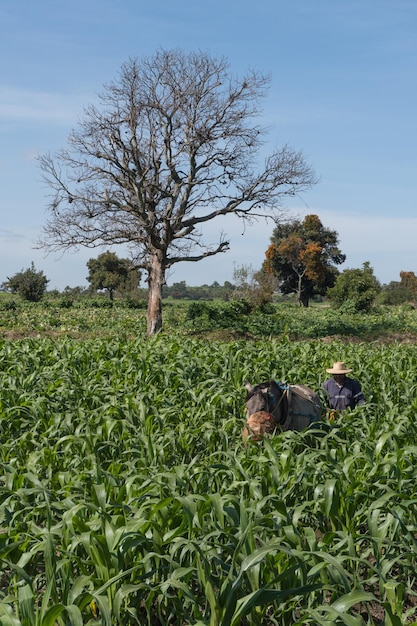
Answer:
[{"left": 347, "top": 377, "right": 362, "bottom": 390}]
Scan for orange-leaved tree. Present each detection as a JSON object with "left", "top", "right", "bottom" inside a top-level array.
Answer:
[
  {"left": 399, "top": 271, "right": 417, "bottom": 298},
  {"left": 264, "top": 214, "right": 345, "bottom": 306}
]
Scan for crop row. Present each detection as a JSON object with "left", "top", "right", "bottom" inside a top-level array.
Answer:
[{"left": 0, "top": 335, "right": 417, "bottom": 624}]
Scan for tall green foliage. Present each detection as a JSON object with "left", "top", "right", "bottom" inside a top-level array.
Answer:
[
  {"left": 86, "top": 251, "right": 140, "bottom": 301},
  {"left": 1, "top": 334, "right": 417, "bottom": 623},
  {"left": 327, "top": 261, "right": 381, "bottom": 313},
  {"left": 3, "top": 262, "right": 49, "bottom": 302}
]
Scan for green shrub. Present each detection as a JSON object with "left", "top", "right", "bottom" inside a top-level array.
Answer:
[
  {"left": 3, "top": 262, "right": 49, "bottom": 302},
  {"left": 327, "top": 262, "right": 381, "bottom": 313}
]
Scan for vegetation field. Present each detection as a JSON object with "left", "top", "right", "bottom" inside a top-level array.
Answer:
[
  {"left": 2, "top": 297, "right": 417, "bottom": 342},
  {"left": 1, "top": 302, "right": 417, "bottom": 624}
]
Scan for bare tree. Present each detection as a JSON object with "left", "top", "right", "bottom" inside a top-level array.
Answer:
[{"left": 38, "top": 49, "right": 317, "bottom": 335}]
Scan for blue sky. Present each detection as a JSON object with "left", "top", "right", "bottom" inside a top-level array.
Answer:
[{"left": 1, "top": 0, "right": 416, "bottom": 290}]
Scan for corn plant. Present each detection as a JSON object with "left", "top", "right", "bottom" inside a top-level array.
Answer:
[{"left": 1, "top": 332, "right": 417, "bottom": 623}]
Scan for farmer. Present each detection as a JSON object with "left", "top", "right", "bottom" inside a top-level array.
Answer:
[{"left": 322, "top": 361, "right": 365, "bottom": 413}]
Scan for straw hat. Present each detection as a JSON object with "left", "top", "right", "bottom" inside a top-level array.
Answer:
[{"left": 326, "top": 361, "right": 352, "bottom": 374}]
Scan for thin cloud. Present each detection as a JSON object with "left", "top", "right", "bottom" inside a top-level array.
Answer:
[
  {"left": 0, "top": 86, "right": 90, "bottom": 123},
  {"left": 0, "top": 229, "right": 26, "bottom": 242},
  {"left": 319, "top": 211, "right": 417, "bottom": 255}
]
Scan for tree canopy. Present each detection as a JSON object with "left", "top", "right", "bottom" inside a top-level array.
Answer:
[
  {"left": 264, "top": 214, "right": 345, "bottom": 306},
  {"left": 86, "top": 251, "right": 140, "bottom": 300},
  {"left": 38, "top": 48, "right": 317, "bottom": 334}
]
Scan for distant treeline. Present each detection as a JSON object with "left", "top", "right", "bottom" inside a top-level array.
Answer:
[
  {"left": 3, "top": 276, "right": 415, "bottom": 306},
  {"left": 163, "top": 280, "right": 235, "bottom": 301}
]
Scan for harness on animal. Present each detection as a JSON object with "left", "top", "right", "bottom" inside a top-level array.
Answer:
[
  {"left": 263, "top": 381, "right": 321, "bottom": 431},
  {"left": 267, "top": 381, "right": 291, "bottom": 429}
]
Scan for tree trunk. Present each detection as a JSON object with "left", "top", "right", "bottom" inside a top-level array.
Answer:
[
  {"left": 146, "top": 252, "right": 165, "bottom": 336},
  {"left": 296, "top": 271, "right": 309, "bottom": 307},
  {"left": 296, "top": 273, "right": 303, "bottom": 307}
]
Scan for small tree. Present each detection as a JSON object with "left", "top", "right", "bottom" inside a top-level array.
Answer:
[
  {"left": 380, "top": 272, "right": 417, "bottom": 305},
  {"left": 398, "top": 271, "right": 417, "bottom": 300},
  {"left": 37, "top": 49, "right": 317, "bottom": 335},
  {"left": 264, "top": 214, "right": 345, "bottom": 307},
  {"left": 327, "top": 261, "right": 381, "bottom": 313},
  {"left": 86, "top": 251, "right": 140, "bottom": 300},
  {"left": 168, "top": 281, "right": 189, "bottom": 300},
  {"left": 232, "top": 264, "right": 276, "bottom": 310},
  {"left": 4, "top": 262, "right": 49, "bottom": 302}
]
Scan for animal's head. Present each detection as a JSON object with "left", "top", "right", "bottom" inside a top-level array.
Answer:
[
  {"left": 242, "top": 410, "right": 279, "bottom": 443},
  {"left": 244, "top": 381, "right": 273, "bottom": 417}
]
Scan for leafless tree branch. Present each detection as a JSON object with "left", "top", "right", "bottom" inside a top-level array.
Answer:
[{"left": 37, "top": 48, "right": 317, "bottom": 334}]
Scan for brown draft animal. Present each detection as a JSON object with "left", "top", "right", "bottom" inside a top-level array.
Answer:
[{"left": 243, "top": 380, "right": 322, "bottom": 440}]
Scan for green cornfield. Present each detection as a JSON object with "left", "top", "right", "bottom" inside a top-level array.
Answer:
[{"left": 1, "top": 304, "right": 417, "bottom": 624}]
